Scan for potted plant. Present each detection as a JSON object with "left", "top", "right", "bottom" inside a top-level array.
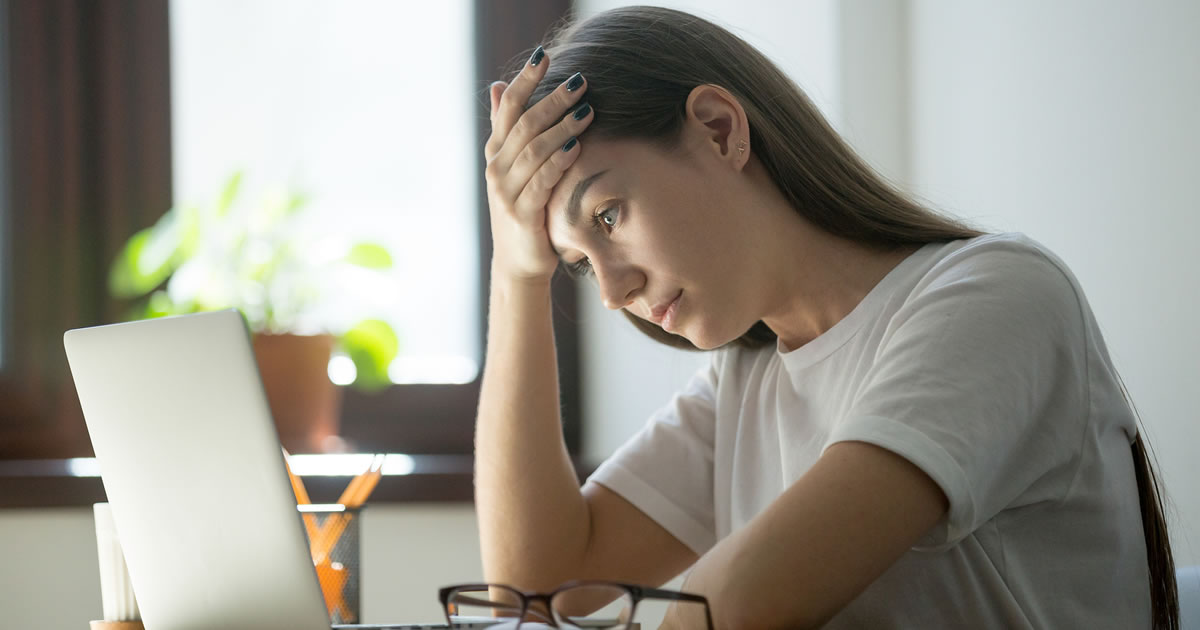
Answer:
[{"left": 108, "top": 172, "right": 400, "bottom": 453}]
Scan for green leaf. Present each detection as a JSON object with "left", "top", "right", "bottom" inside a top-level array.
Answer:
[
  {"left": 109, "top": 227, "right": 170, "bottom": 299},
  {"left": 214, "top": 171, "right": 243, "bottom": 218},
  {"left": 175, "top": 204, "right": 203, "bottom": 261},
  {"left": 138, "top": 209, "right": 186, "bottom": 273},
  {"left": 283, "top": 190, "right": 309, "bottom": 216},
  {"left": 339, "top": 319, "right": 400, "bottom": 392},
  {"left": 344, "top": 243, "right": 393, "bottom": 270},
  {"left": 109, "top": 203, "right": 199, "bottom": 300},
  {"left": 144, "top": 290, "right": 189, "bottom": 318}
]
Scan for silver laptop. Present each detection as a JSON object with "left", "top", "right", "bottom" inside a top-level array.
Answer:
[{"left": 63, "top": 309, "right": 494, "bottom": 630}]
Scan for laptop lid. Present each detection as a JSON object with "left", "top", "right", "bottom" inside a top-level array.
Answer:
[{"left": 64, "top": 309, "right": 332, "bottom": 630}]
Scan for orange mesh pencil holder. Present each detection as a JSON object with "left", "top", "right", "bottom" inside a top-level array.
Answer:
[{"left": 302, "top": 506, "right": 362, "bottom": 624}]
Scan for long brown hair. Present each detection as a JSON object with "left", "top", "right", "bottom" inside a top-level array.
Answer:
[{"left": 504, "top": 6, "right": 1178, "bottom": 625}]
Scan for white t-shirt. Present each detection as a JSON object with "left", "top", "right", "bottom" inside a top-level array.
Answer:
[{"left": 587, "top": 232, "right": 1151, "bottom": 629}]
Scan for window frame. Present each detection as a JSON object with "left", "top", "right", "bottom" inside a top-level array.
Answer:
[
  {"left": 0, "top": 0, "right": 10, "bottom": 371},
  {"left": 0, "top": 0, "right": 174, "bottom": 461}
]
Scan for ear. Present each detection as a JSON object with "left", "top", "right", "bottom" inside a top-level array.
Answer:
[{"left": 684, "top": 84, "right": 751, "bottom": 170}]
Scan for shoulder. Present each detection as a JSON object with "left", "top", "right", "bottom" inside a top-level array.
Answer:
[{"left": 914, "top": 232, "right": 1086, "bottom": 318}]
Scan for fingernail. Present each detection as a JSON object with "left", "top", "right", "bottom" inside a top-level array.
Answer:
[
  {"left": 562, "top": 136, "right": 578, "bottom": 152},
  {"left": 528, "top": 46, "right": 545, "bottom": 67},
  {"left": 573, "top": 102, "right": 592, "bottom": 121},
  {"left": 566, "top": 72, "right": 584, "bottom": 92}
]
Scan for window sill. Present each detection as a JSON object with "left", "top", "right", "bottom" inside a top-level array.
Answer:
[{"left": 0, "top": 456, "right": 598, "bottom": 508}]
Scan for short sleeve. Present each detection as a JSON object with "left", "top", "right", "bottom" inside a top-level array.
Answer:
[
  {"left": 584, "top": 351, "right": 723, "bottom": 555},
  {"left": 827, "top": 243, "right": 1089, "bottom": 550}
]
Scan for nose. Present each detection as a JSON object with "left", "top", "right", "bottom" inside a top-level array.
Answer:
[{"left": 595, "top": 260, "right": 643, "bottom": 311}]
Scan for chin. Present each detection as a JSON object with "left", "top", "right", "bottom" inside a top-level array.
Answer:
[
  {"left": 690, "top": 338, "right": 726, "bottom": 351},
  {"left": 677, "top": 323, "right": 739, "bottom": 351}
]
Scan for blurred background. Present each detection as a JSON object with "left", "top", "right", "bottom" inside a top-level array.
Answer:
[{"left": 0, "top": 0, "right": 1196, "bottom": 626}]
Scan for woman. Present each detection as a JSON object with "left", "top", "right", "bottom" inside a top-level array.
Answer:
[{"left": 474, "top": 6, "right": 1177, "bottom": 629}]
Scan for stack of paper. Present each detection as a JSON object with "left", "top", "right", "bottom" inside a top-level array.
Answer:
[{"left": 93, "top": 503, "right": 141, "bottom": 622}]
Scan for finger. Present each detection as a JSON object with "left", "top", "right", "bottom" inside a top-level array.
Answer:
[
  {"left": 492, "top": 70, "right": 588, "bottom": 174},
  {"left": 511, "top": 134, "right": 582, "bottom": 226},
  {"left": 487, "top": 46, "right": 549, "bottom": 157},
  {"left": 504, "top": 102, "right": 593, "bottom": 198},
  {"left": 489, "top": 81, "right": 506, "bottom": 118}
]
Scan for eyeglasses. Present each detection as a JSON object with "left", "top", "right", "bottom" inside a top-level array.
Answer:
[{"left": 437, "top": 580, "right": 714, "bottom": 629}]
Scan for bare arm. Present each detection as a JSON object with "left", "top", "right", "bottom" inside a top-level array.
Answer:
[
  {"left": 474, "top": 273, "right": 588, "bottom": 587},
  {"left": 475, "top": 50, "right": 696, "bottom": 592},
  {"left": 662, "top": 441, "right": 949, "bottom": 630},
  {"left": 475, "top": 278, "right": 697, "bottom": 585}
]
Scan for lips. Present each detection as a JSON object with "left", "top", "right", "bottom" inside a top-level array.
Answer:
[{"left": 648, "top": 290, "right": 682, "bottom": 325}]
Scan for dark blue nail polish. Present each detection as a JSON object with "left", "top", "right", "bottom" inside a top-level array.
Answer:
[
  {"left": 573, "top": 102, "right": 592, "bottom": 121},
  {"left": 566, "top": 72, "right": 584, "bottom": 92},
  {"left": 528, "top": 46, "right": 545, "bottom": 67},
  {"left": 562, "top": 136, "right": 578, "bottom": 152}
]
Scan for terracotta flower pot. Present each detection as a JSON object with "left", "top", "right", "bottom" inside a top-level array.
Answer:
[{"left": 251, "top": 333, "right": 342, "bottom": 453}]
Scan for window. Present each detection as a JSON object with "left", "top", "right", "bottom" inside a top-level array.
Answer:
[
  {"left": 170, "top": 0, "right": 482, "bottom": 384},
  {"left": 0, "top": 1, "right": 579, "bottom": 474},
  {"left": 166, "top": 0, "right": 579, "bottom": 455}
]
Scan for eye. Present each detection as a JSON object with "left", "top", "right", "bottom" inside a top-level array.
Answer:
[
  {"left": 593, "top": 205, "right": 620, "bottom": 230},
  {"left": 565, "top": 205, "right": 618, "bottom": 278},
  {"left": 567, "top": 257, "right": 593, "bottom": 278}
]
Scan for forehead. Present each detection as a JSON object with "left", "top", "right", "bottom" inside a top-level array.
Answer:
[
  {"left": 546, "top": 138, "right": 654, "bottom": 239},
  {"left": 547, "top": 139, "right": 626, "bottom": 213}
]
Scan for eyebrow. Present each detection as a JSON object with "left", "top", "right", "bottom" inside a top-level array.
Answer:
[
  {"left": 564, "top": 169, "right": 610, "bottom": 228},
  {"left": 553, "top": 169, "right": 610, "bottom": 263}
]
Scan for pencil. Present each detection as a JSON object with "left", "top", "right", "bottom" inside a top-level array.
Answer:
[
  {"left": 347, "top": 457, "right": 384, "bottom": 508},
  {"left": 284, "top": 458, "right": 312, "bottom": 505},
  {"left": 314, "top": 454, "right": 385, "bottom": 564},
  {"left": 283, "top": 450, "right": 319, "bottom": 551}
]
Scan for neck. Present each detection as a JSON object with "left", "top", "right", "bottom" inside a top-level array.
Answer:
[{"left": 759, "top": 217, "right": 919, "bottom": 353}]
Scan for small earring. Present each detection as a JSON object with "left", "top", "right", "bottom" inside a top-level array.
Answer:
[{"left": 737, "top": 139, "right": 747, "bottom": 155}]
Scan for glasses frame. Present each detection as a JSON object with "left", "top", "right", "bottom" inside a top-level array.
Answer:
[{"left": 437, "top": 579, "right": 715, "bottom": 629}]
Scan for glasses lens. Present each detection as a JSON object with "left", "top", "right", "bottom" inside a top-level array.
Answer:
[
  {"left": 551, "top": 584, "right": 635, "bottom": 629},
  {"left": 445, "top": 585, "right": 525, "bottom": 623}
]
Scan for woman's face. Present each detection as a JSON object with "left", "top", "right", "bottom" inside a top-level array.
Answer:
[{"left": 546, "top": 137, "right": 768, "bottom": 350}]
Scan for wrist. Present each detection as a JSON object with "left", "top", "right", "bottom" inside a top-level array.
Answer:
[{"left": 490, "top": 263, "right": 555, "bottom": 292}]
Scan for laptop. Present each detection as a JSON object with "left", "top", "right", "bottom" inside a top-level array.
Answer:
[{"left": 63, "top": 309, "right": 498, "bottom": 630}]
